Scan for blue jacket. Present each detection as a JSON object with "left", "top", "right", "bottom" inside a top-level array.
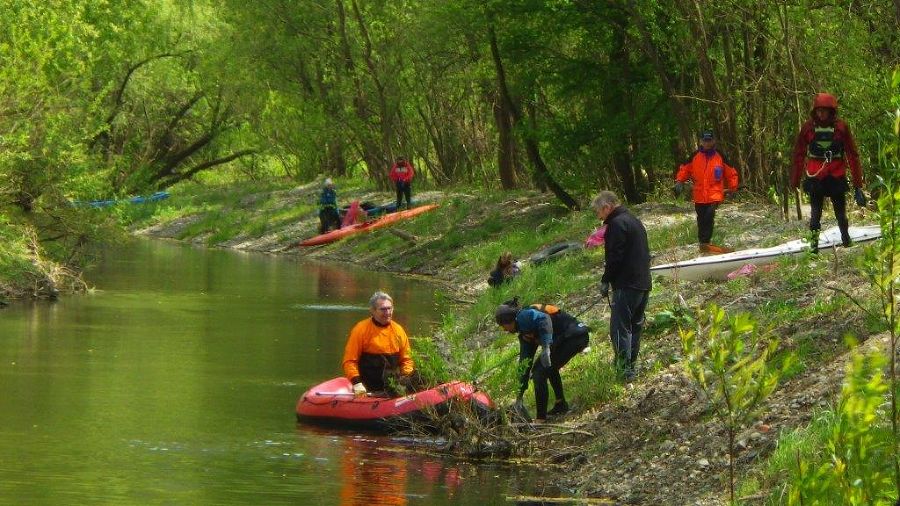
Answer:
[
  {"left": 319, "top": 187, "right": 337, "bottom": 209},
  {"left": 515, "top": 308, "right": 553, "bottom": 360},
  {"left": 514, "top": 308, "right": 553, "bottom": 397}
]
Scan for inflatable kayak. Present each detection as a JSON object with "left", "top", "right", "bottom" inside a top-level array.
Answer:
[
  {"left": 299, "top": 204, "right": 438, "bottom": 247},
  {"left": 651, "top": 225, "right": 881, "bottom": 281},
  {"left": 296, "top": 377, "right": 494, "bottom": 430}
]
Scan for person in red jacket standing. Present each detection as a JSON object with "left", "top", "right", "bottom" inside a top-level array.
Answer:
[
  {"left": 389, "top": 157, "right": 415, "bottom": 210},
  {"left": 675, "top": 131, "right": 740, "bottom": 253},
  {"left": 791, "top": 93, "right": 865, "bottom": 253}
]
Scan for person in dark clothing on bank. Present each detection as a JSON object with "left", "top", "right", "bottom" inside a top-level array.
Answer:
[
  {"left": 487, "top": 251, "right": 521, "bottom": 287},
  {"left": 318, "top": 178, "right": 341, "bottom": 234},
  {"left": 495, "top": 298, "right": 590, "bottom": 423},
  {"left": 592, "top": 191, "right": 651, "bottom": 382}
]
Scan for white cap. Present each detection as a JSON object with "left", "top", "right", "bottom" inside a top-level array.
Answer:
[{"left": 324, "top": 178, "right": 333, "bottom": 186}]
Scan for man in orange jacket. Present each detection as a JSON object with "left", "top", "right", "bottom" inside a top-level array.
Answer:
[
  {"left": 790, "top": 92, "right": 865, "bottom": 253},
  {"left": 342, "top": 291, "right": 422, "bottom": 396},
  {"left": 675, "top": 131, "right": 740, "bottom": 253}
]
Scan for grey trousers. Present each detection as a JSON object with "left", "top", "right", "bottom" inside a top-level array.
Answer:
[{"left": 609, "top": 288, "right": 649, "bottom": 374}]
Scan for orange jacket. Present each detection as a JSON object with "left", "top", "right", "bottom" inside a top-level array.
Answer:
[
  {"left": 676, "top": 150, "right": 739, "bottom": 204},
  {"left": 342, "top": 318, "right": 414, "bottom": 381}
]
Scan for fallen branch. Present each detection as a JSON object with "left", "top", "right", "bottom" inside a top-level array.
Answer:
[
  {"left": 506, "top": 495, "right": 615, "bottom": 504},
  {"left": 388, "top": 227, "right": 417, "bottom": 244}
]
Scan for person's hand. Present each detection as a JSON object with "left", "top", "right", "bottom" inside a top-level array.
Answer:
[
  {"left": 673, "top": 182, "right": 684, "bottom": 196},
  {"left": 599, "top": 281, "right": 610, "bottom": 298},
  {"left": 854, "top": 187, "right": 866, "bottom": 207},
  {"left": 539, "top": 346, "right": 552, "bottom": 368},
  {"left": 352, "top": 382, "right": 367, "bottom": 396}
]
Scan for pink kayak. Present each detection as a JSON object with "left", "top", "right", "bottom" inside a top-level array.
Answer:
[{"left": 295, "top": 377, "right": 494, "bottom": 429}]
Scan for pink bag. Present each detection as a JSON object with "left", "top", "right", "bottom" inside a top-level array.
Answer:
[
  {"left": 585, "top": 225, "right": 607, "bottom": 248},
  {"left": 726, "top": 263, "right": 776, "bottom": 280},
  {"left": 341, "top": 200, "right": 368, "bottom": 227}
]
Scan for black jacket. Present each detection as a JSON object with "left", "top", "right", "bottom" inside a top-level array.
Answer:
[{"left": 601, "top": 206, "right": 651, "bottom": 291}]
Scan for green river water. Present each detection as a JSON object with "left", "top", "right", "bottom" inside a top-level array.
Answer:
[{"left": 0, "top": 239, "right": 558, "bottom": 505}]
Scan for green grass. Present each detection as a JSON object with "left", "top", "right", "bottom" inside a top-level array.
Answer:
[{"left": 0, "top": 217, "right": 51, "bottom": 297}]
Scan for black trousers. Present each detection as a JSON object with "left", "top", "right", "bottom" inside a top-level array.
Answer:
[
  {"left": 395, "top": 180, "right": 412, "bottom": 208},
  {"left": 530, "top": 329, "right": 589, "bottom": 419},
  {"left": 804, "top": 176, "right": 849, "bottom": 244},
  {"left": 319, "top": 208, "right": 341, "bottom": 234},
  {"left": 609, "top": 288, "right": 649, "bottom": 375},
  {"left": 361, "top": 368, "right": 426, "bottom": 397},
  {"left": 695, "top": 202, "right": 719, "bottom": 244}
]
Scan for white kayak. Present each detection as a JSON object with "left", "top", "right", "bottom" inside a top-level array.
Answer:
[{"left": 651, "top": 225, "right": 882, "bottom": 281}]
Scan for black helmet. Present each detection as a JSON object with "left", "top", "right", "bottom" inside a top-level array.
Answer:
[{"left": 495, "top": 303, "right": 519, "bottom": 325}]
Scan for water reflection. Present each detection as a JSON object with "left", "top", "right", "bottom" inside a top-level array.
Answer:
[
  {"left": 340, "top": 437, "right": 409, "bottom": 505},
  {"left": 315, "top": 261, "right": 361, "bottom": 301},
  {"left": 0, "top": 239, "right": 555, "bottom": 505},
  {"left": 334, "top": 436, "right": 471, "bottom": 506}
]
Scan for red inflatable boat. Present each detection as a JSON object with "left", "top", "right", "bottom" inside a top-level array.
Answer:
[
  {"left": 296, "top": 377, "right": 494, "bottom": 429},
  {"left": 298, "top": 204, "right": 438, "bottom": 247}
]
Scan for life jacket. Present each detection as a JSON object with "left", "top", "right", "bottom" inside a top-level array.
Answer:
[
  {"left": 530, "top": 303, "right": 560, "bottom": 314},
  {"left": 807, "top": 125, "right": 844, "bottom": 161},
  {"left": 519, "top": 304, "right": 584, "bottom": 344}
]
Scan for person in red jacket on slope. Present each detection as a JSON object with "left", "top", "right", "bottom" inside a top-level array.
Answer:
[
  {"left": 389, "top": 157, "right": 415, "bottom": 210},
  {"left": 675, "top": 130, "right": 740, "bottom": 253},
  {"left": 790, "top": 92, "right": 866, "bottom": 253}
]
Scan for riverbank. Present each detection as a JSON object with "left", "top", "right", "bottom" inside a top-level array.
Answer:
[
  {"left": 124, "top": 178, "right": 885, "bottom": 504},
  {"left": 0, "top": 223, "right": 87, "bottom": 303}
]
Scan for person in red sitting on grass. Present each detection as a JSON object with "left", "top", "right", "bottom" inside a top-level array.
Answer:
[{"left": 674, "top": 130, "right": 740, "bottom": 254}]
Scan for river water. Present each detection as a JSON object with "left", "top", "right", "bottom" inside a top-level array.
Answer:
[{"left": 0, "top": 239, "right": 555, "bottom": 505}]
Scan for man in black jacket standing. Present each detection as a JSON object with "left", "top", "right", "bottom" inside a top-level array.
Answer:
[{"left": 592, "top": 191, "right": 652, "bottom": 381}]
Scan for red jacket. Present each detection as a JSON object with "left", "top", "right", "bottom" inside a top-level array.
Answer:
[
  {"left": 676, "top": 150, "right": 739, "bottom": 204},
  {"left": 389, "top": 161, "right": 415, "bottom": 183},
  {"left": 790, "top": 119, "right": 862, "bottom": 189}
]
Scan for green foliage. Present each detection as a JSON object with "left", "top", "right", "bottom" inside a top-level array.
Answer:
[
  {"left": 644, "top": 304, "right": 695, "bottom": 336},
  {"left": 0, "top": 216, "right": 38, "bottom": 281},
  {"left": 855, "top": 66, "right": 900, "bottom": 500},
  {"left": 786, "top": 345, "right": 894, "bottom": 505},
  {"left": 680, "top": 304, "right": 792, "bottom": 505},
  {"left": 410, "top": 335, "right": 450, "bottom": 385}
]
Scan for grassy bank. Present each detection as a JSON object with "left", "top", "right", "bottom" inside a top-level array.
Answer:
[
  {"left": 0, "top": 216, "right": 86, "bottom": 302},
  {"left": 125, "top": 176, "right": 894, "bottom": 504}
]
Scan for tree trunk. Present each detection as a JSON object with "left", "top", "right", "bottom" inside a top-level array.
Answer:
[
  {"left": 681, "top": 0, "right": 725, "bottom": 136},
  {"left": 335, "top": 0, "right": 387, "bottom": 189},
  {"left": 492, "top": 89, "right": 517, "bottom": 189},
  {"left": 627, "top": 0, "right": 695, "bottom": 156},
  {"left": 350, "top": 0, "right": 393, "bottom": 186},
  {"left": 779, "top": 1, "right": 803, "bottom": 220},
  {"left": 607, "top": 12, "right": 641, "bottom": 203},
  {"left": 489, "top": 26, "right": 579, "bottom": 210}
]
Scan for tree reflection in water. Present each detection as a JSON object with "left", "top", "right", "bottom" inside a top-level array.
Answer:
[{"left": 338, "top": 436, "right": 464, "bottom": 505}]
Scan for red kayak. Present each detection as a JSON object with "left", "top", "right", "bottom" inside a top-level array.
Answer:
[
  {"left": 299, "top": 204, "right": 439, "bottom": 247},
  {"left": 295, "top": 377, "right": 494, "bottom": 429}
]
